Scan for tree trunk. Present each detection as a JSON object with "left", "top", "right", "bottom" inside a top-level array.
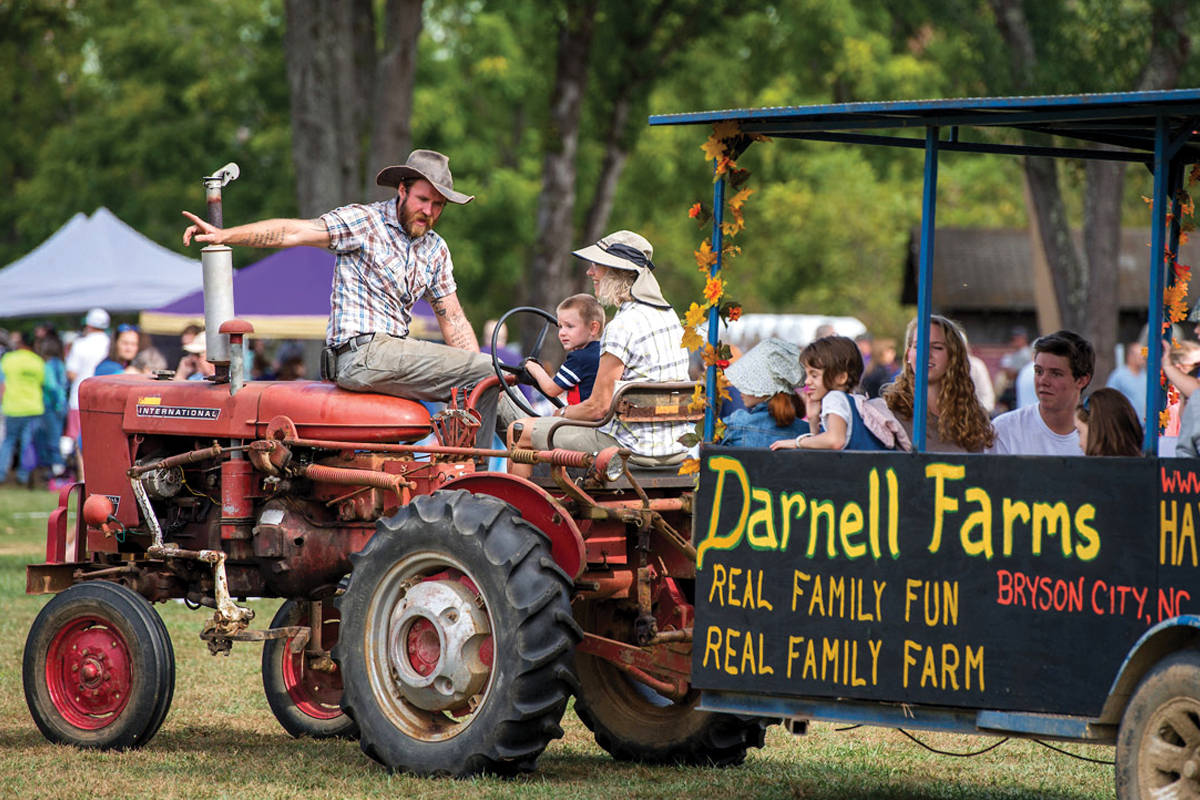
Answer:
[
  {"left": 527, "top": 0, "right": 598, "bottom": 348},
  {"left": 1081, "top": 0, "right": 1191, "bottom": 381},
  {"left": 581, "top": 93, "right": 631, "bottom": 246},
  {"left": 1081, "top": 159, "right": 1126, "bottom": 383},
  {"left": 283, "top": 0, "right": 375, "bottom": 216},
  {"left": 366, "top": 0, "right": 424, "bottom": 201},
  {"left": 989, "top": 0, "right": 1190, "bottom": 388}
]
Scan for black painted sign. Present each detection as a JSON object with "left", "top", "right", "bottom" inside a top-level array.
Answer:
[{"left": 692, "top": 449, "right": 1200, "bottom": 717}]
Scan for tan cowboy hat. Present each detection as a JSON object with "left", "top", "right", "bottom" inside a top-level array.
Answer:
[
  {"left": 374, "top": 149, "right": 475, "bottom": 205},
  {"left": 572, "top": 230, "right": 670, "bottom": 309}
]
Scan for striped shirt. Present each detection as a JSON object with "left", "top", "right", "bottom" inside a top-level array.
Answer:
[
  {"left": 601, "top": 302, "right": 690, "bottom": 457},
  {"left": 321, "top": 199, "right": 456, "bottom": 346}
]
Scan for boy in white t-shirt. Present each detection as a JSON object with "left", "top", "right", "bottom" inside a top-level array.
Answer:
[{"left": 990, "top": 330, "right": 1094, "bottom": 456}]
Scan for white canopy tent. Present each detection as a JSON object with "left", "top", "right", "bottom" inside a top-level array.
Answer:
[{"left": 0, "top": 207, "right": 202, "bottom": 318}]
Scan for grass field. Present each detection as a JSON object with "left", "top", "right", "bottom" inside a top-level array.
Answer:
[{"left": 0, "top": 486, "right": 1118, "bottom": 799}]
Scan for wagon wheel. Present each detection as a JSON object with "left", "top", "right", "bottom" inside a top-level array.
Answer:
[
  {"left": 23, "top": 581, "right": 175, "bottom": 750},
  {"left": 490, "top": 306, "right": 566, "bottom": 419},
  {"left": 1116, "top": 648, "right": 1200, "bottom": 800},
  {"left": 262, "top": 599, "right": 358, "bottom": 739},
  {"left": 573, "top": 599, "right": 768, "bottom": 766},
  {"left": 333, "top": 490, "right": 580, "bottom": 776}
]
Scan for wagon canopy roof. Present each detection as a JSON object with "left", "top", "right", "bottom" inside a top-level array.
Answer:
[{"left": 649, "top": 88, "right": 1200, "bottom": 160}]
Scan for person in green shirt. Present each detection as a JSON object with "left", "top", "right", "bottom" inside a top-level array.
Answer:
[{"left": 0, "top": 332, "right": 46, "bottom": 486}]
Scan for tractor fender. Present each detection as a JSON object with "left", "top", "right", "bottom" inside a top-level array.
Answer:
[
  {"left": 443, "top": 473, "right": 586, "bottom": 580},
  {"left": 1097, "top": 615, "right": 1200, "bottom": 725}
]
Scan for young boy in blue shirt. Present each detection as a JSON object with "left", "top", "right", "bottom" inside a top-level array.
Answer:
[{"left": 524, "top": 293, "right": 603, "bottom": 404}]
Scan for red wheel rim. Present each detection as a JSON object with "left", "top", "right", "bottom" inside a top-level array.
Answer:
[
  {"left": 405, "top": 618, "right": 441, "bottom": 676},
  {"left": 45, "top": 615, "right": 133, "bottom": 730},
  {"left": 282, "top": 619, "right": 344, "bottom": 720}
]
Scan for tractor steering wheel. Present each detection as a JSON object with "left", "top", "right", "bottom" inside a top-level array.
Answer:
[{"left": 490, "top": 306, "right": 567, "bottom": 418}]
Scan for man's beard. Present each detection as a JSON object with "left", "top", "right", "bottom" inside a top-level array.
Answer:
[{"left": 398, "top": 196, "right": 434, "bottom": 239}]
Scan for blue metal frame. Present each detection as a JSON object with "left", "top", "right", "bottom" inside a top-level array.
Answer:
[
  {"left": 700, "top": 691, "right": 1115, "bottom": 743},
  {"left": 668, "top": 90, "right": 1200, "bottom": 448}
]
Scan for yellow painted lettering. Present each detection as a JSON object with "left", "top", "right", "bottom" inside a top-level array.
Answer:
[
  {"left": 840, "top": 502, "right": 866, "bottom": 560},
  {"left": 697, "top": 456, "right": 751, "bottom": 569},
  {"left": 961, "top": 487, "right": 994, "bottom": 559},
  {"left": 926, "top": 463, "right": 965, "bottom": 554},
  {"left": 746, "top": 488, "right": 778, "bottom": 550}
]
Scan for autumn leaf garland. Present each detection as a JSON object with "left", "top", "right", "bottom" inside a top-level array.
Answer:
[
  {"left": 677, "top": 123, "right": 770, "bottom": 473},
  {"left": 1151, "top": 166, "right": 1197, "bottom": 432}
]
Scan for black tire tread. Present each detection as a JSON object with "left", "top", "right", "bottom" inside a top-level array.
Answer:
[
  {"left": 23, "top": 582, "right": 175, "bottom": 751},
  {"left": 334, "top": 490, "right": 579, "bottom": 776},
  {"left": 262, "top": 599, "right": 359, "bottom": 740}
]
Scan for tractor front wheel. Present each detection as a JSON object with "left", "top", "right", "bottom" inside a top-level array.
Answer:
[
  {"left": 262, "top": 599, "right": 358, "bottom": 739},
  {"left": 23, "top": 581, "right": 175, "bottom": 750}
]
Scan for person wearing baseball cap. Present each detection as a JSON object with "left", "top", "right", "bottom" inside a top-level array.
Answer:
[
  {"left": 182, "top": 150, "right": 507, "bottom": 447},
  {"left": 64, "top": 307, "right": 111, "bottom": 479}
]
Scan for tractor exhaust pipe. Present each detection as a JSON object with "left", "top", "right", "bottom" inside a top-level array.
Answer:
[{"left": 200, "top": 163, "right": 240, "bottom": 372}]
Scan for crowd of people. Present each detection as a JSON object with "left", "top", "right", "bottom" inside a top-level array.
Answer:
[{"left": 0, "top": 312, "right": 318, "bottom": 488}]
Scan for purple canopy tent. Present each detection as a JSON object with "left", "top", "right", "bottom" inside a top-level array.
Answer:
[{"left": 139, "top": 247, "right": 439, "bottom": 341}]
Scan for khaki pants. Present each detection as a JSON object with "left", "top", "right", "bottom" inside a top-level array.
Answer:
[{"left": 335, "top": 334, "right": 521, "bottom": 448}]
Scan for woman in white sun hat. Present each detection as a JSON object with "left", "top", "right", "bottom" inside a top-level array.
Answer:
[
  {"left": 508, "top": 230, "right": 690, "bottom": 473},
  {"left": 719, "top": 338, "right": 809, "bottom": 447}
]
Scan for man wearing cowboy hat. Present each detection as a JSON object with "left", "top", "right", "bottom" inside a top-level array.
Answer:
[{"left": 182, "top": 149, "right": 504, "bottom": 447}]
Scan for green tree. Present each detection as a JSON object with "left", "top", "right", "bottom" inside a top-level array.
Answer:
[{"left": 6, "top": 0, "right": 294, "bottom": 269}]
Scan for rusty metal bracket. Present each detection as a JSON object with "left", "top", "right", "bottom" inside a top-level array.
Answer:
[
  {"left": 576, "top": 631, "right": 691, "bottom": 700},
  {"left": 198, "top": 624, "right": 310, "bottom": 648},
  {"left": 149, "top": 543, "right": 255, "bottom": 649}
]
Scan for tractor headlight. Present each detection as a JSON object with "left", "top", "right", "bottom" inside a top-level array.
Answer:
[{"left": 593, "top": 447, "right": 625, "bottom": 483}]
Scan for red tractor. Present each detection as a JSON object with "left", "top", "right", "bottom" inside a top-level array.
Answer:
[{"left": 22, "top": 171, "right": 766, "bottom": 776}]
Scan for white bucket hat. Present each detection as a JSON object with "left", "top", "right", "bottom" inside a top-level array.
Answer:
[
  {"left": 572, "top": 230, "right": 670, "bottom": 309},
  {"left": 725, "top": 338, "right": 804, "bottom": 397}
]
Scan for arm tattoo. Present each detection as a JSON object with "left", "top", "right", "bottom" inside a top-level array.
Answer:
[
  {"left": 430, "top": 298, "right": 448, "bottom": 317},
  {"left": 231, "top": 226, "right": 286, "bottom": 248},
  {"left": 445, "top": 318, "right": 477, "bottom": 350}
]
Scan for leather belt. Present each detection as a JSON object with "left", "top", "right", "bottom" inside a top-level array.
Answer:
[{"left": 333, "top": 333, "right": 375, "bottom": 356}]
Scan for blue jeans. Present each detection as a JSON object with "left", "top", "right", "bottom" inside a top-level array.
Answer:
[
  {"left": 36, "top": 410, "right": 66, "bottom": 471},
  {"left": 0, "top": 415, "right": 41, "bottom": 483}
]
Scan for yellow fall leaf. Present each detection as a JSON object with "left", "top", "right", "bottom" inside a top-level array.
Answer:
[
  {"left": 678, "top": 458, "right": 700, "bottom": 476},
  {"left": 701, "top": 137, "right": 726, "bottom": 162},
  {"left": 684, "top": 302, "right": 708, "bottom": 330},
  {"left": 728, "top": 188, "right": 754, "bottom": 210},
  {"left": 681, "top": 326, "right": 705, "bottom": 352},
  {"left": 694, "top": 241, "right": 718, "bottom": 271}
]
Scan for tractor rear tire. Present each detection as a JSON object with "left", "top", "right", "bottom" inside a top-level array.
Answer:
[
  {"left": 262, "top": 599, "right": 358, "bottom": 739},
  {"left": 24, "top": 582, "right": 175, "bottom": 750},
  {"left": 573, "top": 600, "right": 767, "bottom": 766},
  {"left": 334, "top": 490, "right": 580, "bottom": 776}
]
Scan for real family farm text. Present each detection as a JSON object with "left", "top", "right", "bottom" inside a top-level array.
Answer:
[{"left": 692, "top": 451, "right": 1200, "bottom": 716}]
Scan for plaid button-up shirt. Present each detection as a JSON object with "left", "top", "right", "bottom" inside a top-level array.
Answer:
[
  {"left": 321, "top": 199, "right": 456, "bottom": 346},
  {"left": 601, "top": 301, "right": 690, "bottom": 457}
]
